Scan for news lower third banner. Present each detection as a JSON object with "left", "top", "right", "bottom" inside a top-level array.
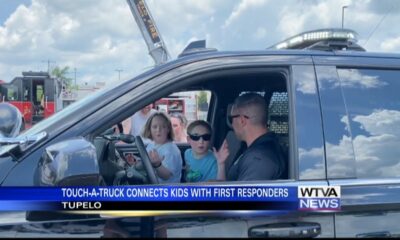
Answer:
[{"left": 0, "top": 186, "right": 341, "bottom": 211}]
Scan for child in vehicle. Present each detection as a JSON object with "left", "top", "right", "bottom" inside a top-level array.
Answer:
[
  {"left": 141, "top": 112, "right": 182, "bottom": 183},
  {"left": 185, "top": 120, "right": 228, "bottom": 182}
]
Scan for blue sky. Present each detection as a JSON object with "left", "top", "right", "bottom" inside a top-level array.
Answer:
[
  {"left": 0, "top": 0, "right": 30, "bottom": 23},
  {"left": 1, "top": 0, "right": 400, "bottom": 85}
]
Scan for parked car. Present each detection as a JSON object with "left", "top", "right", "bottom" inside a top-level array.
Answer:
[{"left": 0, "top": 29, "right": 400, "bottom": 238}]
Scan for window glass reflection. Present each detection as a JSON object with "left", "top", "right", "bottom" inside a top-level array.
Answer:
[
  {"left": 338, "top": 69, "right": 400, "bottom": 178},
  {"left": 316, "top": 66, "right": 356, "bottom": 179},
  {"left": 293, "top": 65, "right": 325, "bottom": 180}
]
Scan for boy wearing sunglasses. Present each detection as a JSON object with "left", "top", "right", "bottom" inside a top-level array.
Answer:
[{"left": 184, "top": 120, "right": 227, "bottom": 182}]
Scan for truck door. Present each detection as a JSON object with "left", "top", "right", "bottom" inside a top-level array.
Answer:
[
  {"left": 314, "top": 57, "right": 400, "bottom": 238},
  {"left": 44, "top": 78, "right": 55, "bottom": 118},
  {"left": 20, "top": 78, "right": 33, "bottom": 125},
  {"left": 31, "top": 78, "right": 45, "bottom": 123}
]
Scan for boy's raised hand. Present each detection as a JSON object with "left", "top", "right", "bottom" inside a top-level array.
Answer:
[{"left": 213, "top": 139, "right": 229, "bottom": 165}]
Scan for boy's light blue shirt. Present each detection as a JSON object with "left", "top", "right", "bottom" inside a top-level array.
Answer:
[{"left": 184, "top": 149, "right": 217, "bottom": 182}]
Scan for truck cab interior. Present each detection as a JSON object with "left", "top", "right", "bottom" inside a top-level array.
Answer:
[{"left": 93, "top": 67, "right": 291, "bottom": 186}]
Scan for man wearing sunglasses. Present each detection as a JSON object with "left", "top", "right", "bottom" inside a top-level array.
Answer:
[{"left": 223, "top": 92, "right": 286, "bottom": 181}]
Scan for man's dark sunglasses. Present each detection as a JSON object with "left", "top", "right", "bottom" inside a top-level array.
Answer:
[
  {"left": 228, "top": 114, "right": 249, "bottom": 124},
  {"left": 188, "top": 134, "right": 211, "bottom": 141}
]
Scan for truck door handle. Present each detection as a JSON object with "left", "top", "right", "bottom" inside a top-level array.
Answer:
[
  {"left": 248, "top": 222, "right": 321, "bottom": 238},
  {"left": 356, "top": 231, "right": 391, "bottom": 238}
]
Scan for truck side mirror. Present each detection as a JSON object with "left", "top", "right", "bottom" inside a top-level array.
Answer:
[
  {"left": 27, "top": 138, "right": 102, "bottom": 221},
  {"left": 35, "top": 137, "right": 101, "bottom": 186}
]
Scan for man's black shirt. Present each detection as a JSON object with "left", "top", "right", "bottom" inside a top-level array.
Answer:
[{"left": 227, "top": 132, "right": 285, "bottom": 181}]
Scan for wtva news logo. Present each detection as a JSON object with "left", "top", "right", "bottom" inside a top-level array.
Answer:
[{"left": 298, "top": 186, "right": 341, "bottom": 211}]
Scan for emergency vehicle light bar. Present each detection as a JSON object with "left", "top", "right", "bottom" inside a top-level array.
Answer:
[{"left": 269, "top": 28, "right": 361, "bottom": 50}]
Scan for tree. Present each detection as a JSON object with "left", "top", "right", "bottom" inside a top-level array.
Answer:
[
  {"left": 197, "top": 91, "right": 208, "bottom": 111},
  {"left": 51, "top": 66, "right": 73, "bottom": 89}
]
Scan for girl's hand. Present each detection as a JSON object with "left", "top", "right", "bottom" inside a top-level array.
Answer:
[
  {"left": 213, "top": 139, "right": 229, "bottom": 165},
  {"left": 148, "top": 149, "right": 165, "bottom": 167}
]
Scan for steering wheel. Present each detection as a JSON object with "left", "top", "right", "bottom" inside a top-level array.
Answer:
[{"left": 135, "top": 136, "right": 159, "bottom": 184}]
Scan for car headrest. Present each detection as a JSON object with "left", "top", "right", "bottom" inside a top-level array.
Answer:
[{"left": 226, "top": 103, "right": 233, "bottom": 129}]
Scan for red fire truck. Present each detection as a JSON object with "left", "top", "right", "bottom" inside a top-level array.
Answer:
[
  {"left": 154, "top": 97, "right": 185, "bottom": 115},
  {"left": 153, "top": 92, "right": 201, "bottom": 122},
  {"left": 0, "top": 71, "right": 61, "bottom": 129}
]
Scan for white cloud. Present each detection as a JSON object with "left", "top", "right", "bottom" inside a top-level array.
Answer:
[
  {"left": 353, "top": 133, "right": 400, "bottom": 177},
  {"left": 145, "top": 0, "right": 225, "bottom": 58},
  {"left": 0, "top": 0, "right": 149, "bottom": 85},
  {"left": 277, "top": 7, "right": 307, "bottom": 37},
  {"left": 298, "top": 147, "right": 325, "bottom": 179},
  {"left": 299, "top": 163, "right": 325, "bottom": 180},
  {"left": 316, "top": 109, "right": 400, "bottom": 178},
  {"left": 324, "top": 135, "right": 356, "bottom": 178},
  {"left": 1, "top": 0, "right": 400, "bottom": 86},
  {"left": 223, "top": 0, "right": 267, "bottom": 28},
  {"left": 299, "top": 146, "right": 323, "bottom": 159},
  {"left": 277, "top": 1, "right": 348, "bottom": 38},
  {"left": 340, "top": 115, "right": 351, "bottom": 132},
  {"left": 253, "top": 27, "right": 267, "bottom": 40},
  {"left": 338, "top": 69, "right": 386, "bottom": 89},
  {"left": 378, "top": 161, "right": 400, "bottom": 177},
  {"left": 299, "top": 108, "right": 400, "bottom": 179},
  {"left": 351, "top": 110, "right": 400, "bottom": 178},
  {"left": 295, "top": 70, "right": 317, "bottom": 94},
  {"left": 380, "top": 36, "right": 400, "bottom": 51},
  {"left": 353, "top": 109, "right": 400, "bottom": 136},
  {"left": 57, "top": 14, "right": 80, "bottom": 35},
  {"left": 317, "top": 68, "right": 386, "bottom": 90}
]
